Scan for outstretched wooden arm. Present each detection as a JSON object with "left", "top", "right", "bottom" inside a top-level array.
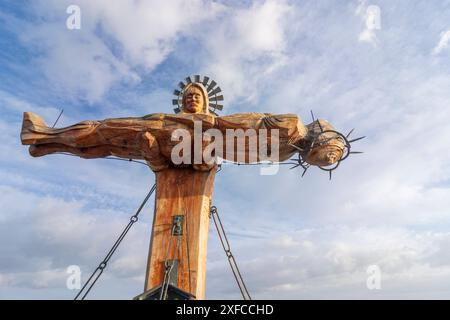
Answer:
[
  {"left": 20, "top": 111, "right": 345, "bottom": 171},
  {"left": 21, "top": 112, "right": 170, "bottom": 171}
]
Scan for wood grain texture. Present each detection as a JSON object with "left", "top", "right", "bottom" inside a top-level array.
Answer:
[
  {"left": 144, "top": 167, "right": 216, "bottom": 299},
  {"left": 20, "top": 111, "right": 345, "bottom": 169},
  {"left": 20, "top": 109, "right": 347, "bottom": 300}
]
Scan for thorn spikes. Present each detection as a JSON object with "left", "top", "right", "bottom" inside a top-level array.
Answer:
[
  {"left": 348, "top": 136, "right": 366, "bottom": 143},
  {"left": 317, "top": 120, "right": 324, "bottom": 133},
  {"left": 310, "top": 110, "right": 323, "bottom": 132},
  {"left": 289, "top": 143, "right": 304, "bottom": 152},
  {"left": 346, "top": 128, "right": 355, "bottom": 138},
  {"left": 302, "top": 167, "right": 308, "bottom": 177},
  {"left": 289, "top": 126, "right": 365, "bottom": 180}
]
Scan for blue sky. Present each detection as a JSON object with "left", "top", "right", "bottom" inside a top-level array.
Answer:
[{"left": 1, "top": 0, "right": 450, "bottom": 299}]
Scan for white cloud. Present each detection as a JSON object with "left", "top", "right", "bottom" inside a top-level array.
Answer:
[
  {"left": 17, "top": 0, "right": 223, "bottom": 103},
  {"left": 200, "top": 0, "right": 292, "bottom": 105},
  {"left": 0, "top": 269, "right": 68, "bottom": 290},
  {"left": 6, "top": 0, "right": 293, "bottom": 106},
  {"left": 3, "top": 0, "right": 450, "bottom": 300},
  {"left": 0, "top": 184, "right": 152, "bottom": 295},
  {"left": 207, "top": 226, "right": 450, "bottom": 299},
  {"left": 355, "top": 1, "right": 381, "bottom": 47},
  {"left": 432, "top": 30, "right": 450, "bottom": 55}
]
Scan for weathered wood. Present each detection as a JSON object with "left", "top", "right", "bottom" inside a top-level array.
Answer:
[
  {"left": 144, "top": 167, "right": 216, "bottom": 299},
  {"left": 20, "top": 111, "right": 344, "bottom": 169},
  {"left": 19, "top": 81, "right": 348, "bottom": 300}
]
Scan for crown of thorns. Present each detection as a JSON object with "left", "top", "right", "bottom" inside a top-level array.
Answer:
[{"left": 289, "top": 111, "right": 365, "bottom": 180}]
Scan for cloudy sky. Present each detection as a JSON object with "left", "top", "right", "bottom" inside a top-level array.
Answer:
[{"left": 1, "top": 0, "right": 450, "bottom": 300}]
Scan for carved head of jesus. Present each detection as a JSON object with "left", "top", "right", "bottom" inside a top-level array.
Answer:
[
  {"left": 182, "top": 83, "right": 209, "bottom": 114},
  {"left": 300, "top": 120, "right": 346, "bottom": 167},
  {"left": 305, "top": 142, "right": 344, "bottom": 166}
]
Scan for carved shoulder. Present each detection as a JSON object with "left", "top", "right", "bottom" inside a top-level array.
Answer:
[{"left": 216, "top": 112, "right": 301, "bottom": 130}]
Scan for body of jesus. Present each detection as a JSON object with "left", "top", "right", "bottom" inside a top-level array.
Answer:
[{"left": 20, "top": 82, "right": 345, "bottom": 172}]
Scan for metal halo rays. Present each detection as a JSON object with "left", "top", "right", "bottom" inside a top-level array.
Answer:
[{"left": 172, "top": 75, "right": 224, "bottom": 115}]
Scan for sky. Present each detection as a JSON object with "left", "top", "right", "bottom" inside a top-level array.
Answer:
[{"left": 1, "top": 0, "right": 450, "bottom": 300}]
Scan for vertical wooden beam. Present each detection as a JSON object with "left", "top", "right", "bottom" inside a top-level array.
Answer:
[{"left": 144, "top": 167, "right": 216, "bottom": 299}]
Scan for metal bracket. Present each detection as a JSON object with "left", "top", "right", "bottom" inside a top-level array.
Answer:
[
  {"left": 172, "top": 215, "right": 184, "bottom": 236},
  {"left": 166, "top": 259, "right": 179, "bottom": 287}
]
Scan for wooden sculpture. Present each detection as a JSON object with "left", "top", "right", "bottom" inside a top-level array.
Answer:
[{"left": 20, "top": 77, "right": 346, "bottom": 299}]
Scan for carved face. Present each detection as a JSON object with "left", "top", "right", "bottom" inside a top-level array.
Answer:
[
  {"left": 182, "top": 86, "right": 205, "bottom": 114},
  {"left": 304, "top": 141, "right": 344, "bottom": 167}
]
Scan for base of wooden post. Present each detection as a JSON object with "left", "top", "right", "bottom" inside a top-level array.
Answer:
[{"left": 144, "top": 167, "right": 216, "bottom": 300}]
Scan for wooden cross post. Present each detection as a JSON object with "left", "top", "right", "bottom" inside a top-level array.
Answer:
[
  {"left": 144, "top": 167, "right": 217, "bottom": 299},
  {"left": 20, "top": 76, "right": 349, "bottom": 299}
]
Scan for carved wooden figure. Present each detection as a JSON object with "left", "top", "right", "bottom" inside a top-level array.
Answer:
[{"left": 21, "top": 78, "right": 345, "bottom": 299}]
